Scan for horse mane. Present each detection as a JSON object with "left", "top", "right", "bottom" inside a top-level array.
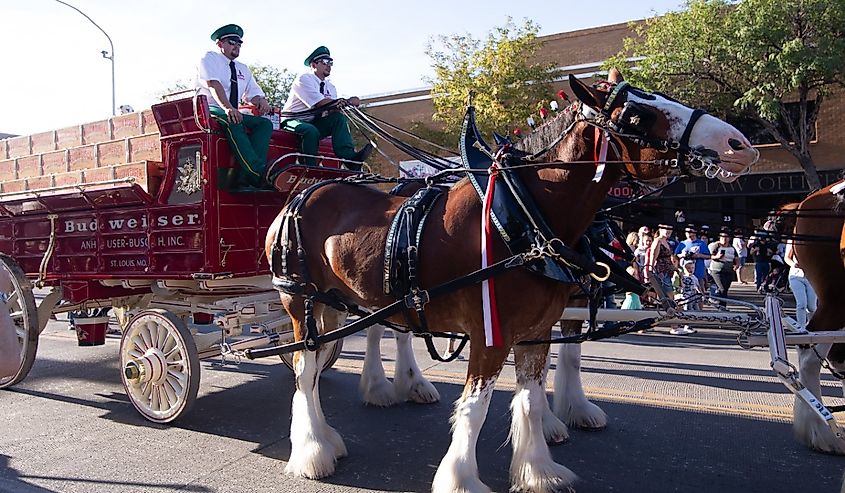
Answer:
[{"left": 514, "top": 106, "right": 576, "bottom": 155}]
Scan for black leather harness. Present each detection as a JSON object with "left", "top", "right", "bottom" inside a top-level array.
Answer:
[{"left": 251, "top": 100, "right": 658, "bottom": 360}]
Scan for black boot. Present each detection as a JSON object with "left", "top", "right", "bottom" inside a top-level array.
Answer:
[{"left": 350, "top": 143, "right": 374, "bottom": 163}]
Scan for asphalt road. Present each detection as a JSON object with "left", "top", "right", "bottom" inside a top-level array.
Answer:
[{"left": 1, "top": 286, "right": 844, "bottom": 493}]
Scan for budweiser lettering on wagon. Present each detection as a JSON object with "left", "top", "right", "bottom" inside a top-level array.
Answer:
[{"left": 63, "top": 213, "right": 201, "bottom": 233}]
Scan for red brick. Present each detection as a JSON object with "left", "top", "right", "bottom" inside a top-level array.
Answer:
[
  {"left": 56, "top": 126, "right": 82, "bottom": 149},
  {"left": 81, "top": 120, "right": 110, "bottom": 145},
  {"left": 83, "top": 167, "right": 113, "bottom": 183},
  {"left": 141, "top": 110, "right": 158, "bottom": 134},
  {"left": 54, "top": 171, "right": 83, "bottom": 187},
  {"left": 97, "top": 140, "right": 127, "bottom": 166},
  {"left": 2, "top": 179, "right": 26, "bottom": 193},
  {"left": 112, "top": 162, "right": 148, "bottom": 181},
  {"left": 111, "top": 113, "right": 142, "bottom": 139},
  {"left": 129, "top": 134, "right": 162, "bottom": 162},
  {"left": 26, "top": 176, "right": 52, "bottom": 190},
  {"left": 41, "top": 150, "right": 68, "bottom": 175},
  {"left": 16, "top": 156, "right": 41, "bottom": 179},
  {"left": 0, "top": 139, "right": 7, "bottom": 160},
  {"left": 6, "top": 136, "right": 30, "bottom": 158},
  {"left": 30, "top": 131, "right": 56, "bottom": 154},
  {"left": 0, "top": 159, "right": 15, "bottom": 181},
  {"left": 69, "top": 145, "right": 96, "bottom": 171}
]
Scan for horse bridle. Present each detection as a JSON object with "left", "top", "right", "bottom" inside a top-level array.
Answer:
[{"left": 581, "top": 81, "right": 718, "bottom": 178}]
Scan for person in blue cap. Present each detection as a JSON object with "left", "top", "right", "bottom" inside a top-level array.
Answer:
[
  {"left": 197, "top": 24, "right": 273, "bottom": 187},
  {"left": 280, "top": 46, "right": 373, "bottom": 169}
]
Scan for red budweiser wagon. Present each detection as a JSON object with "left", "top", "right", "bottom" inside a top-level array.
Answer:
[{"left": 0, "top": 95, "right": 356, "bottom": 422}]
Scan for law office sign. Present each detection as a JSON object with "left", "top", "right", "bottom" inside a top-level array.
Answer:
[{"left": 660, "top": 169, "right": 844, "bottom": 198}]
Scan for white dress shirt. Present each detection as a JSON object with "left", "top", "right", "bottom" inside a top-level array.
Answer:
[
  {"left": 282, "top": 72, "right": 336, "bottom": 119},
  {"left": 196, "top": 51, "right": 265, "bottom": 109}
]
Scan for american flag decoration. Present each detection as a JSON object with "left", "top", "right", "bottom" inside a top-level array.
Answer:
[
  {"left": 539, "top": 107, "right": 549, "bottom": 120},
  {"left": 527, "top": 116, "right": 536, "bottom": 128},
  {"left": 557, "top": 89, "right": 569, "bottom": 101}
]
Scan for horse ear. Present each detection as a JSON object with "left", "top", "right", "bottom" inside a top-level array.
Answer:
[
  {"left": 608, "top": 67, "right": 624, "bottom": 83},
  {"left": 568, "top": 74, "right": 602, "bottom": 108}
]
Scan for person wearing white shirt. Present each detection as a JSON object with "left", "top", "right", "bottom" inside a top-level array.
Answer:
[
  {"left": 280, "top": 46, "right": 373, "bottom": 169},
  {"left": 708, "top": 229, "right": 739, "bottom": 308},
  {"left": 784, "top": 239, "right": 817, "bottom": 331},
  {"left": 732, "top": 233, "right": 748, "bottom": 283},
  {"left": 197, "top": 24, "right": 272, "bottom": 187}
]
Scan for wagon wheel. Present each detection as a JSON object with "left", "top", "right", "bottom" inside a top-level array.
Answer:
[
  {"left": 120, "top": 309, "right": 200, "bottom": 423},
  {"left": 280, "top": 339, "right": 344, "bottom": 372},
  {"left": 0, "top": 255, "right": 39, "bottom": 389}
]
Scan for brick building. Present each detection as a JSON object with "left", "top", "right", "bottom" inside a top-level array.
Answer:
[{"left": 361, "top": 21, "right": 845, "bottom": 230}]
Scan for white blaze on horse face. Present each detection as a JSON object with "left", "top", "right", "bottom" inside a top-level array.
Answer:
[{"left": 627, "top": 92, "right": 760, "bottom": 176}]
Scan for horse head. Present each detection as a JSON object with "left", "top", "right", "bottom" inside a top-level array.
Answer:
[{"left": 568, "top": 68, "right": 759, "bottom": 183}]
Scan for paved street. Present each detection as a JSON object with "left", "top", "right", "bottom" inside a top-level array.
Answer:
[{"left": 1, "top": 285, "right": 844, "bottom": 493}]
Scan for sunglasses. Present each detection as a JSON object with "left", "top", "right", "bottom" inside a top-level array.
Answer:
[
  {"left": 317, "top": 58, "right": 334, "bottom": 66},
  {"left": 224, "top": 38, "right": 243, "bottom": 46}
]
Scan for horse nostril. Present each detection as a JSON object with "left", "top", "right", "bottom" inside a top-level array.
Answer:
[{"left": 728, "top": 138, "right": 745, "bottom": 151}]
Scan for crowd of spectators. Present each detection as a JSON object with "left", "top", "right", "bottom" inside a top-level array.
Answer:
[{"left": 607, "top": 220, "right": 803, "bottom": 335}]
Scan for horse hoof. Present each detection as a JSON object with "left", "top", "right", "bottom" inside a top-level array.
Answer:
[
  {"left": 284, "top": 443, "right": 338, "bottom": 479},
  {"left": 565, "top": 402, "right": 608, "bottom": 431},
  {"left": 510, "top": 460, "right": 578, "bottom": 493},
  {"left": 361, "top": 377, "right": 399, "bottom": 407},
  {"left": 406, "top": 379, "right": 440, "bottom": 404},
  {"left": 578, "top": 424, "right": 607, "bottom": 432},
  {"left": 542, "top": 410, "right": 570, "bottom": 445},
  {"left": 432, "top": 470, "right": 492, "bottom": 493},
  {"left": 546, "top": 432, "right": 569, "bottom": 446},
  {"left": 794, "top": 398, "right": 845, "bottom": 456}
]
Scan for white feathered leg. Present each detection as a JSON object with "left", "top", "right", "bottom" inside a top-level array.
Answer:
[
  {"left": 359, "top": 324, "right": 399, "bottom": 407},
  {"left": 553, "top": 343, "right": 607, "bottom": 430},
  {"left": 540, "top": 352, "right": 569, "bottom": 444},
  {"left": 794, "top": 344, "right": 845, "bottom": 454},
  {"left": 432, "top": 377, "right": 496, "bottom": 493},
  {"left": 285, "top": 349, "right": 345, "bottom": 478},
  {"left": 511, "top": 346, "right": 577, "bottom": 493},
  {"left": 393, "top": 330, "right": 440, "bottom": 404}
]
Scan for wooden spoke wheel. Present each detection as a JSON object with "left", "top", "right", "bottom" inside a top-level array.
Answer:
[
  {"left": 120, "top": 309, "right": 200, "bottom": 423},
  {"left": 280, "top": 339, "right": 344, "bottom": 373},
  {"left": 0, "top": 255, "right": 39, "bottom": 389}
]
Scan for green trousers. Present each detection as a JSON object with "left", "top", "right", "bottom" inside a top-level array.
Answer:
[
  {"left": 281, "top": 112, "right": 355, "bottom": 166},
  {"left": 210, "top": 106, "right": 273, "bottom": 185}
]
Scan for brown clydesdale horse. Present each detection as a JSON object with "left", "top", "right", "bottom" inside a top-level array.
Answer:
[
  {"left": 264, "top": 69, "right": 759, "bottom": 492},
  {"left": 790, "top": 180, "right": 845, "bottom": 455}
]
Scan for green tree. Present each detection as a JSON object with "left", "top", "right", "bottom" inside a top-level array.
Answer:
[
  {"left": 605, "top": 0, "right": 845, "bottom": 189},
  {"left": 423, "top": 18, "right": 563, "bottom": 146},
  {"left": 249, "top": 63, "right": 296, "bottom": 109}
]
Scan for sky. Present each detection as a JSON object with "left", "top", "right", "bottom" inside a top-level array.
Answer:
[{"left": 1, "top": 0, "right": 686, "bottom": 136}]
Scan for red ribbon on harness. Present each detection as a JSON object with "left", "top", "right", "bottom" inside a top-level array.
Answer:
[
  {"left": 593, "top": 126, "right": 607, "bottom": 182},
  {"left": 481, "top": 163, "right": 503, "bottom": 347}
]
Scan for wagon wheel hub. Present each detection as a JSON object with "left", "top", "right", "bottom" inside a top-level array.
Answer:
[{"left": 124, "top": 348, "right": 168, "bottom": 385}]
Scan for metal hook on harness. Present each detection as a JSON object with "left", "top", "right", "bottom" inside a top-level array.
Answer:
[{"left": 589, "top": 261, "right": 611, "bottom": 282}]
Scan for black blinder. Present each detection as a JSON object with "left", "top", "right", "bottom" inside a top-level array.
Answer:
[{"left": 616, "top": 102, "right": 656, "bottom": 134}]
